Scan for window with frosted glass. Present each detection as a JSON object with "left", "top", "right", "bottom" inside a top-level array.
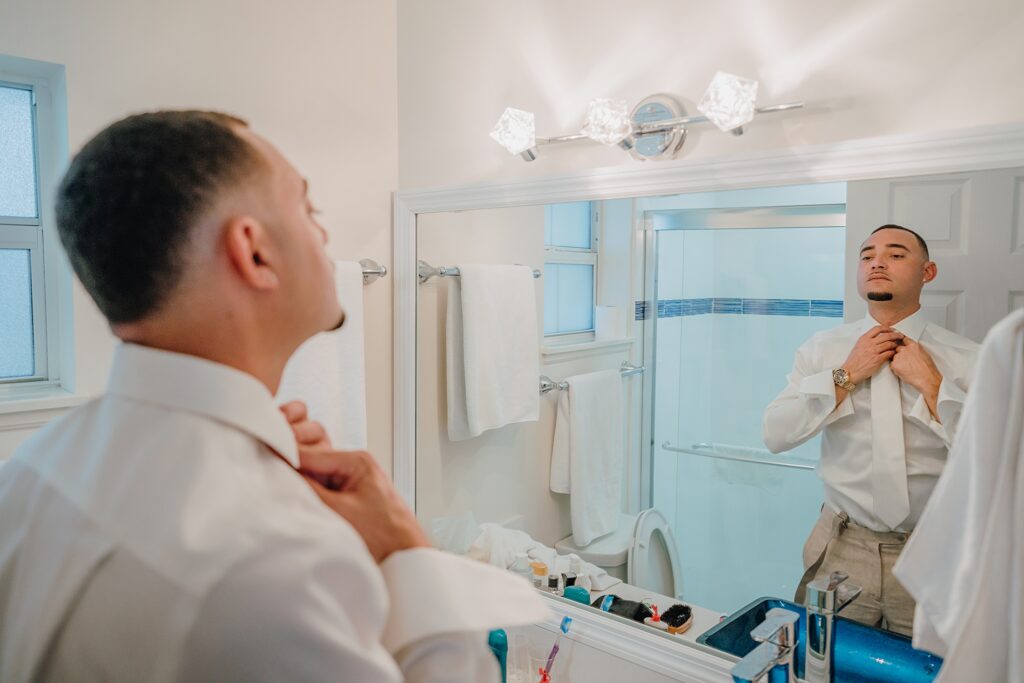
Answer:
[
  {"left": 0, "top": 249, "right": 35, "bottom": 379},
  {"left": 544, "top": 202, "right": 592, "bottom": 248},
  {"left": 544, "top": 263, "right": 595, "bottom": 334},
  {"left": 543, "top": 201, "right": 596, "bottom": 335},
  {"left": 0, "top": 85, "right": 38, "bottom": 218}
]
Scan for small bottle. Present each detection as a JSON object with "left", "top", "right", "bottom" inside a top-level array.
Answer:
[
  {"left": 509, "top": 552, "right": 531, "bottom": 581},
  {"left": 548, "top": 573, "right": 562, "bottom": 596},
  {"left": 563, "top": 555, "right": 581, "bottom": 587},
  {"left": 530, "top": 561, "right": 548, "bottom": 590}
]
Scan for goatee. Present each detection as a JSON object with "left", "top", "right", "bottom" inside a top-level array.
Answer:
[{"left": 867, "top": 292, "right": 894, "bottom": 301}]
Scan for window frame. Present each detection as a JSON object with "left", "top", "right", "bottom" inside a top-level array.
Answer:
[
  {"left": 543, "top": 202, "right": 599, "bottom": 341},
  {"left": 0, "top": 65, "right": 69, "bottom": 395}
]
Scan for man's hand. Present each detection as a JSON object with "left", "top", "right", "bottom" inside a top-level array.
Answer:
[
  {"left": 843, "top": 326, "right": 905, "bottom": 385},
  {"left": 891, "top": 338, "right": 943, "bottom": 420},
  {"left": 279, "top": 400, "right": 332, "bottom": 454},
  {"left": 298, "top": 448, "right": 430, "bottom": 563}
]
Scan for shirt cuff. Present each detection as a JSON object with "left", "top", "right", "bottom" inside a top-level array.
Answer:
[
  {"left": 907, "top": 379, "right": 962, "bottom": 445},
  {"left": 379, "top": 547, "right": 550, "bottom": 654},
  {"left": 936, "top": 377, "right": 967, "bottom": 414},
  {"left": 799, "top": 369, "right": 855, "bottom": 423}
]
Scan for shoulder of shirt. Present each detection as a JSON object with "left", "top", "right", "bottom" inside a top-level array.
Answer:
[
  {"left": 9, "top": 395, "right": 105, "bottom": 461},
  {"left": 798, "top": 319, "right": 863, "bottom": 349},
  {"left": 11, "top": 394, "right": 369, "bottom": 569},
  {"left": 923, "top": 322, "right": 980, "bottom": 354}
]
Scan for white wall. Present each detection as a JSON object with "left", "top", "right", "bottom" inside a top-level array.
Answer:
[
  {"left": 0, "top": 0, "right": 399, "bottom": 468},
  {"left": 397, "top": 0, "right": 1024, "bottom": 189}
]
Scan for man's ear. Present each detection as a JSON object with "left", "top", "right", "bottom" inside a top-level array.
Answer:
[
  {"left": 922, "top": 260, "right": 937, "bottom": 284},
  {"left": 223, "top": 215, "right": 279, "bottom": 291}
]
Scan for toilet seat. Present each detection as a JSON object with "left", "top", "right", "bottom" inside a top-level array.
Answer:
[
  {"left": 554, "top": 508, "right": 683, "bottom": 599},
  {"left": 627, "top": 508, "right": 683, "bottom": 599}
]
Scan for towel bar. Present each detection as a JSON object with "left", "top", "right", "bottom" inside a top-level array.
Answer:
[
  {"left": 360, "top": 258, "right": 388, "bottom": 284},
  {"left": 539, "top": 361, "right": 644, "bottom": 394},
  {"left": 661, "top": 441, "right": 815, "bottom": 471},
  {"left": 417, "top": 259, "right": 542, "bottom": 284}
]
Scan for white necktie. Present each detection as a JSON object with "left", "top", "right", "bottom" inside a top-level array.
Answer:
[{"left": 871, "top": 362, "right": 910, "bottom": 529}]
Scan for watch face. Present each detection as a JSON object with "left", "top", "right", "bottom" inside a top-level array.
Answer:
[{"left": 833, "top": 368, "right": 848, "bottom": 384}]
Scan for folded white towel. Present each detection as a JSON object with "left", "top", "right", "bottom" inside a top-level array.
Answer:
[
  {"left": 446, "top": 265, "right": 540, "bottom": 441},
  {"left": 466, "top": 523, "right": 621, "bottom": 592},
  {"left": 277, "top": 261, "right": 367, "bottom": 450},
  {"left": 893, "top": 309, "right": 1024, "bottom": 681},
  {"left": 550, "top": 369, "right": 623, "bottom": 547}
]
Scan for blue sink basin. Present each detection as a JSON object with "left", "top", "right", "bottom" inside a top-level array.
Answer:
[{"left": 697, "top": 597, "right": 942, "bottom": 683}]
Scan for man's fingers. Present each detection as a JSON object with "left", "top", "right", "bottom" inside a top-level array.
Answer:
[
  {"left": 292, "top": 419, "right": 327, "bottom": 445},
  {"left": 279, "top": 400, "right": 308, "bottom": 423},
  {"left": 298, "top": 449, "right": 374, "bottom": 490}
]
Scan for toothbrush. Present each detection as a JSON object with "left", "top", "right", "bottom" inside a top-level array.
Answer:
[{"left": 542, "top": 616, "right": 572, "bottom": 678}]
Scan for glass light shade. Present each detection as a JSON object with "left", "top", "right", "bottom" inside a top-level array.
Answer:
[
  {"left": 581, "top": 98, "right": 632, "bottom": 145},
  {"left": 490, "top": 107, "right": 536, "bottom": 155},
  {"left": 697, "top": 72, "right": 759, "bottom": 132}
]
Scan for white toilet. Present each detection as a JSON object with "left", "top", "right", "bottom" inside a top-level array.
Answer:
[{"left": 555, "top": 508, "right": 684, "bottom": 598}]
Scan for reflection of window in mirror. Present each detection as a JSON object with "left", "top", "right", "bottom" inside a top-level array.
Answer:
[{"left": 543, "top": 201, "right": 597, "bottom": 344}]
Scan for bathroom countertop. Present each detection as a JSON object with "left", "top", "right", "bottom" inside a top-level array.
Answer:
[{"left": 589, "top": 582, "right": 724, "bottom": 645}]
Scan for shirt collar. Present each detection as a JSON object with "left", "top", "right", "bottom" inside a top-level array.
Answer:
[
  {"left": 105, "top": 343, "right": 299, "bottom": 468},
  {"left": 861, "top": 307, "right": 929, "bottom": 341}
]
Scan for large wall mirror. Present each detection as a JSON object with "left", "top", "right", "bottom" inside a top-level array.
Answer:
[{"left": 396, "top": 125, "right": 1024, "bottom": 670}]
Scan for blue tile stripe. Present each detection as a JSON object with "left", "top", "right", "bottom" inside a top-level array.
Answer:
[
  {"left": 635, "top": 300, "right": 651, "bottom": 320},
  {"left": 645, "top": 298, "right": 844, "bottom": 319}
]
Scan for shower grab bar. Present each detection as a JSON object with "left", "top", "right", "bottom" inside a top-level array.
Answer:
[
  {"left": 540, "top": 362, "right": 645, "bottom": 394},
  {"left": 360, "top": 258, "right": 388, "bottom": 284},
  {"left": 417, "top": 259, "right": 542, "bottom": 284},
  {"left": 661, "top": 441, "right": 815, "bottom": 471}
]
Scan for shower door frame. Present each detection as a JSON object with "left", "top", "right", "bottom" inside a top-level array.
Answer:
[{"left": 636, "top": 204, "right": 848, "bottom": 512}]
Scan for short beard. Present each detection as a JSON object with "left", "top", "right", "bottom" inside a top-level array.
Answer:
[{"left": 867, "top": 292, "right": 894, "bottom": 302}]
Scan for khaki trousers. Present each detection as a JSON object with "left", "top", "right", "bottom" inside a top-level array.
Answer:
[{"left": 794, "top": 507, "right": 915, "bottom": 636}]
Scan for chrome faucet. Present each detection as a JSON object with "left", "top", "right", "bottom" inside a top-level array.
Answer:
[
  {"left": 803, "top": 571, "right": 862, "bottom": 683},
  {"left": 731, "top": 608, "right": 800, "bottom": 683}
]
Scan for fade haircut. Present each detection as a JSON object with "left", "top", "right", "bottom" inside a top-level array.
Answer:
[
  {"left": 870, "top": 224, "right": 930, "bottom": 260},
  {"left": 56, "top": 110, "right": 266, "bottom": 324}
]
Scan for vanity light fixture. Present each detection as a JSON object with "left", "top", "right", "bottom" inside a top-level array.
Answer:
[{"left": 490, "top": 73, "right": 802, "bottom": 162}]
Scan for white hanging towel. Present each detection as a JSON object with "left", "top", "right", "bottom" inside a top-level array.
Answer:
[
  {"left": 277, "top": 261, "right": 368, "bottom": 450},
  {"left": 550, "top": 369, "right": 623, "bottom": 546},
  {"left": 446, "top": 264, "right": 540, "bottom": 441},
  {"left": 892, "top": 309, "right": 1024, "bottom": 682}
]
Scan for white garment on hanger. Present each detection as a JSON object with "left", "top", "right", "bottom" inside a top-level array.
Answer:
[{"left": 893, "top": 308, "right": 1024, "bottom": 682}]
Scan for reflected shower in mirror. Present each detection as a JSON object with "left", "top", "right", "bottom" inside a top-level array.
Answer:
[{"left": 413, "top": 169, "right": 1024, "bottom": 649}]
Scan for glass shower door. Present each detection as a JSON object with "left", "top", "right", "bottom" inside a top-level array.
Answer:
[{"left": 649, "top": 217, "right": 846, "bottom": 615}]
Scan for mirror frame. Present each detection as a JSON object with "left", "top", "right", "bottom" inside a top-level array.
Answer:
[{"left": 391, "top": 122, "right": 1024, "bottom": 679}]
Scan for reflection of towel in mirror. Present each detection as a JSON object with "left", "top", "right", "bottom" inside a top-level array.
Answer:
[
  {"left": 446, "top": 265, "right": 540, "bottom": 441},
  {"left": 893, "top": 309, "right": 1024, "bottom": 682},
  {"left": 467, "top": 523, "right": 621, "bottom": 592},
  {"left": 277, "top": 261, "right": 367, "bottom": 449},
  {"left": 550, "top": 369, "right": 623, "bottom": 546}
]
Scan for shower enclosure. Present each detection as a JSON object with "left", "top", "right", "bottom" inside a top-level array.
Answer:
[{"left": 642, "top": 197, "right": 847, "bottom": 615}]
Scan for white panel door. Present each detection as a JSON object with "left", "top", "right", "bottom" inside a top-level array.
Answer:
[{"left": 846, "top": 167, "right": 1024, "bottom": 343}]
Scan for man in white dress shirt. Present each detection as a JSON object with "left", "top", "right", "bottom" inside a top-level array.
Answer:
[
  {"left": 763, "top": 224, "right": 978, "bottom": 635},
  {"left": 0, "top": 111, "right": 545, "bottom": 681}
]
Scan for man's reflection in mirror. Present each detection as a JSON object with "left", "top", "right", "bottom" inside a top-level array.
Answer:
[{"left": 762, "top": 225, "right": 978, "bottom": 635}]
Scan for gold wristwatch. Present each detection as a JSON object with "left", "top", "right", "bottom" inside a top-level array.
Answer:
[{"left": 832, "top": 368, "right": 857, "bottom": 392}]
